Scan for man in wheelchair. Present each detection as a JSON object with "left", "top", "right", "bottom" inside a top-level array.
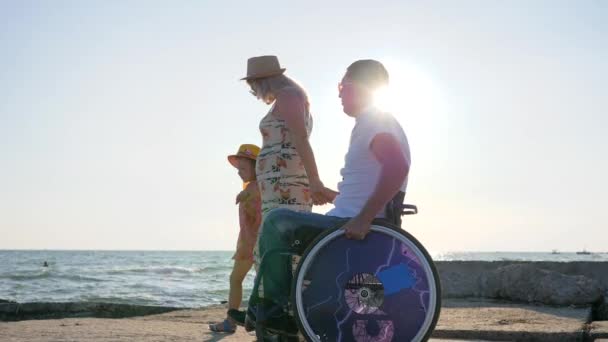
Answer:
[{"left": 230, "top": 59, "right": 412, "bottom": 337}]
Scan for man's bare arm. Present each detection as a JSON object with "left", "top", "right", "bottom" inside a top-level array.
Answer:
[{"left": 343, "top": 133, "right": 409, "bottom": 239}]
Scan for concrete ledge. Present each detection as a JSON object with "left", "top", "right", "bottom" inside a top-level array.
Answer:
[
  {"left": 590, "top": 321, "right": 608, "bottom": 340},
  {"left": 432, "top": 299, "right": 590, "bottom": 342},
  {"left": 435, "top": 261, "right": 608, "bottom": 299}
]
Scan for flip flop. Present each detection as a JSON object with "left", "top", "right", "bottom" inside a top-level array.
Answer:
[{"left": 208, "top": 319, "right": 236, "bottom": 333}]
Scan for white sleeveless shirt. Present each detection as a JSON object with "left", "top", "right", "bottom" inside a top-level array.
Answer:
[{"left": 326, "top": 107, "right": 411, "bottom": 218}]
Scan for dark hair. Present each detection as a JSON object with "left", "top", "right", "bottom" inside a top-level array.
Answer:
[{"left": 345, "top": 59, "right": 389, "bottom": 89}]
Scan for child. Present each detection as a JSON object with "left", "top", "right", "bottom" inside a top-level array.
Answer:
[{"left": 209, "top": 144, "right": 262, "bottom": 333}]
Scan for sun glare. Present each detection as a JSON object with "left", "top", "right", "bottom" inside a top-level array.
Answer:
[
  {"left": 373, "top": 60, "right": 445, "bottom": 124},
  {"left": 372, "top": 59, "right": 447, "bottom": 167}
]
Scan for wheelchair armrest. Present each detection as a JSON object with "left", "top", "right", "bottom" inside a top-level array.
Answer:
[{"left": 397, "top": 204, "right": 418, "bottom": 215}]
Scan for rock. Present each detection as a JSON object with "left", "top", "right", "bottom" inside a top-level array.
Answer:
[
  {"left": 435, "top": 261, "right": 608, "bottom": 300},
  {"left": 481, "top": 263, "right": 603, "bottom": 305},
  {"left": 439, "top": 267, "right": 483, "bottom": 298},
  {"left": 0, "top": 302, "right": 182, "bottom": 321}
]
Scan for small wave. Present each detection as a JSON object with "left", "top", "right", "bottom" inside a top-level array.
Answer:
[
  {"left": 198, "top": 265, "right": 228, "bottom": 272},
  {"left": 2, "top": 272, "right": 104, "bottom": 282},
  {"left": 105, "top": 266, "right": 207, "bottom": 275},
  {"left": 4, "top": 272, "right": 51, "bottom": 281}
]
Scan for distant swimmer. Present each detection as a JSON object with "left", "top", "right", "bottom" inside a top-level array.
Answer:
[{"left": 43, "top": 261, "right": 48, "bottom": 267}]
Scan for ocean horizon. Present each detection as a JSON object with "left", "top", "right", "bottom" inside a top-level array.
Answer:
[{"left": 2, "top": 250, "right": 606, "bottom": 308}]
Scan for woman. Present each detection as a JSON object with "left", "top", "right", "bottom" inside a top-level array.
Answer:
[
  {"left": 242, "top": 55, "right": 337, "bottom": 215},
  {"left": 245, "top": 56, "right": 336, "bottom": 309},
  {"left": 209, "top": 56, "right": 335, "bottom": 334}
]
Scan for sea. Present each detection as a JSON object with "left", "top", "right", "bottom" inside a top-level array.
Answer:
[{"left": 1, "top": 250, "right": 606, "bottom": 308}]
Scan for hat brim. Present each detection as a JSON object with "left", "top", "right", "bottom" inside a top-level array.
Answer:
[
  {"left": 227, "top": 154, "right": 256, "bottom": 168},
  {"left": 240, "top": 68, "right": 286, "bottom": 81}
]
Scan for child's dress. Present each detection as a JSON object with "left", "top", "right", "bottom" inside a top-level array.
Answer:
[{"left": 233, "top": 182, "right": 262, "bottom": 261}]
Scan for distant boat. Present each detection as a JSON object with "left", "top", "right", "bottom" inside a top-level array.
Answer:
[
  {"left": 576, "top": 249, "right": 592, "bottom": 255},
  {"left": 551, "top": 249, "right": 560, "bottom": 255}
]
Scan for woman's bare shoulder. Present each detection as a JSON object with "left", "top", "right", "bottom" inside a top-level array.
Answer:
[
  {"left": 275, "top": 87, "right": 306, "bottom": 115},
  {"left": 276, "top": 86, "right": 304, "bottom": 101}
]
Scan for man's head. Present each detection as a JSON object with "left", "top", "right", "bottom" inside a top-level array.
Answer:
[{"left": 339, "top": 59, "right": 389, "bottom": 117}]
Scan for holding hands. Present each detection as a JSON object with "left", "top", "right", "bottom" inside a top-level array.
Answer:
[{"left": 309, "top": 178, "right": 339, "bottom": 206}]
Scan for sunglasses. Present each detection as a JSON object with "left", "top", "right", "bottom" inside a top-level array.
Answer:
[
  {"left": 338, "top": 81, "right": 354, "bottom": 93},
  {"left": 340, "top": 80, "right": 368, "bottom": 93}
]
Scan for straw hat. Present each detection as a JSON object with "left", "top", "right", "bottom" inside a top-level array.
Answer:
[
  {"left": 227, "top": 144, "right": 260, "bottom": 168},
  {"left": 241, "top": 55, "right": 286, "bottom": 80}
]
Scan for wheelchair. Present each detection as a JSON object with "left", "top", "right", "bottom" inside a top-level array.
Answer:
[{"left": 250, "top": 192, "right": 441, "bottom": 342}]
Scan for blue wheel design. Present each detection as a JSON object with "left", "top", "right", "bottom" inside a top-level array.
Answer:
[{"left": 291, "top": 224, "right": 441, "bottom": 342}]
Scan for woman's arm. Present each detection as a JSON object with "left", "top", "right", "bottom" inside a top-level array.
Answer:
[{"left": 276, "top": 89, "right": 337, "bottom": 205}]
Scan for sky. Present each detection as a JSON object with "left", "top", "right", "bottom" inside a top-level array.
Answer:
[{"left": 1, "top": 1, "right": 606, "bottom": 252}]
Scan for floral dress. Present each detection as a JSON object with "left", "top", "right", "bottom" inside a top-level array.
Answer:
[
  {"left": 256, "top": 104, "right": 313, "bottom": 214},
  {"left": 254, "top": 103, "right": 313, "bottom": 298}
]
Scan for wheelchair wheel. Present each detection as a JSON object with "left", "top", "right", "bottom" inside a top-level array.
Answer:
[{"left": 291, "top": 223, "right": 441, "bottom": 342}]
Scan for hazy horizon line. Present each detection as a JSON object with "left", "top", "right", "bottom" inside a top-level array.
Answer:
[{"left": 1, "top": 248, "right": 605, "bottom": 253}]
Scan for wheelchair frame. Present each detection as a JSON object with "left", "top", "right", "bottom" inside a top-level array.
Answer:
[{"left": 250, "top": 192, "right": 441, "bottom": 342}]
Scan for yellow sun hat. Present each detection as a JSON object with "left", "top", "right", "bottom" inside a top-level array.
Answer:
[{"left": 227, "top": 144, "right": 260, "bottom": 168}]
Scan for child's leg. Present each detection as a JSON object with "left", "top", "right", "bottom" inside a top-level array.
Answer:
[
  {"left": 210, "top": 258, "right": 254, "bottom": 332},
  {"left": 228, "top": 258, "right": 254, "bottom": 311}
]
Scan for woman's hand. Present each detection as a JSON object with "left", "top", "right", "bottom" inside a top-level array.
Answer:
[{"left": 309, "top": 178, "right": 339, "bottom": 205}]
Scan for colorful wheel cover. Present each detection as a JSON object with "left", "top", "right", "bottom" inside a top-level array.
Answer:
[{"left": 294, "top": 225, "right": 439, "bottom": 342}]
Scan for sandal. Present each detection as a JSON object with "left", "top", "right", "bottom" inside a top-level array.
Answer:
[
  {"left": 208, "top": 319, "right": 236, "bottom": 333},
  {"left": 228, "top": 307, "right": 256, "bottom": 326},
  {"left": 228, "top": 307, "right": 257, "bottom": 332}
]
